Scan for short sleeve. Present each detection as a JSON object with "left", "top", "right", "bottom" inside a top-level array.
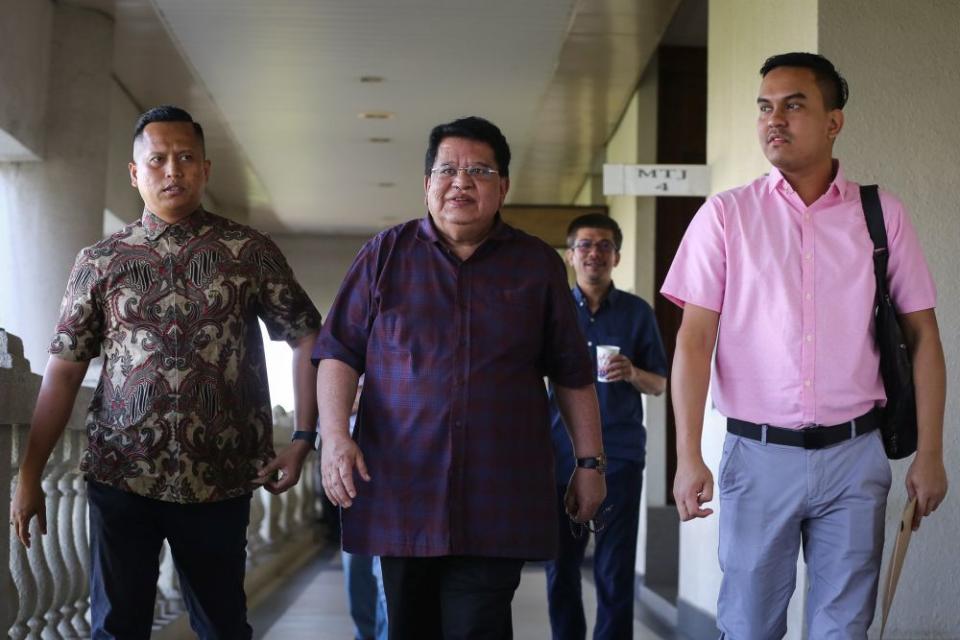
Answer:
[
  {"left": 634, "top": 300, "right": 668, "bottom": 377},
  {"left": 312, "top": 236, "right": 382, "bottom": 372},
  {"left": 541, "top": 249, "right": 593, "bottom": 387},
  {"left": 254, "top": 235, "right": 322, "bottom": 342},
  {"left": 880, "top": 191, "right": 937, "bottom": 313},
  {"left": 48, "top": 249, "right": 104, "bottom": 361},
  {"left": 660, "top": 196, "right": 727, "bottom": 312}
]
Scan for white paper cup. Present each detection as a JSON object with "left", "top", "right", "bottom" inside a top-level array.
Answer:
[{"left": 596, "top": 345, "right": 620, "bottom": 382}]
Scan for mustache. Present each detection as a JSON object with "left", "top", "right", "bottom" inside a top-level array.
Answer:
[{"left": 767, "top": 129, "right": 790, "bottom": 142}]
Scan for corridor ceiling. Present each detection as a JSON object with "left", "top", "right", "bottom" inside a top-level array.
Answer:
[{"left": 112, "top": 0, "right": 688, "bottom": 234}]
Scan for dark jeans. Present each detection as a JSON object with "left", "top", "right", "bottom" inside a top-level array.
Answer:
[
  {"left": 545, "top": 461, "right": 643, "bottom": 640},
  {"left": 87, "top": 481, "right": 253, "bottom": 640},
  {"left": 380, "top": 555, "right": 525, "bottom": 640}
]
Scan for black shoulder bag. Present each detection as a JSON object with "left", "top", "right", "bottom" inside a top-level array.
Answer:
[{"left": 860, "top": 184, "right": 917, "bottom": 459}]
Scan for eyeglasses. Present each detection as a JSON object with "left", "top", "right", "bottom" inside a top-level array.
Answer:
[
  {"left": 430, "top": 165, "right": 500, "bottom": 181},
  {"left": 568, "top": 504, "right": 614, "bottom": 539},
  {"left": 571, "top": 239, "right": 617, "bottom": 254}
]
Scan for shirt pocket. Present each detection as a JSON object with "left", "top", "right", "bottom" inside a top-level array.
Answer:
[
  {"left": 474, "top": 284, "right": 545, "bottom": 360},
  {"left": 374, "top": 345, "right": 416, "bottom": 381}
]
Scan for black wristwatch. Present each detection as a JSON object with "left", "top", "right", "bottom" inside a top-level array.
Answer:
[
  {"left": 576, "top": 452, "right": 607, "bottom": 474},
  {"left": 291, "top": 430, "right": 319, "bottom": 450}
]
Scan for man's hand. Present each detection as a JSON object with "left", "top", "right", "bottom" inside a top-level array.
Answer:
[
  {"left": 673, "top": 456, "right": 715, "bottom": 521},
  {"left": 905, "top": 451, "right": 948, "bottom": 531},
  {"left": 10, "top": 478, "right": 47, "bottom": 548},
  {"left": 257, "top": 440, "right": 313, "bottom": 494},
  {"left": 320, "top": 433, "right": 370, "bottom": 508},
  {"left": 602, "top": 354, "right": 634, "bottom": 383},
  {"left": 564, "top": 468, "right": 606, "bottom": 523}
]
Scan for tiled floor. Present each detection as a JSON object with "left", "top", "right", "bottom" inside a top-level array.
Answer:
[{"left": 250, "top": 549, "right": 674, "bottom": 639}]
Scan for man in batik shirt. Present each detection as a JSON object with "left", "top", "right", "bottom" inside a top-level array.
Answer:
[{"left": 10, "top": 105, "right": 321, "bottom": 639}]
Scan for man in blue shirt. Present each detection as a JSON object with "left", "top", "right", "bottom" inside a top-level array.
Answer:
[{"left": 546, "top": 214, "right": 668, "bottom": 640}]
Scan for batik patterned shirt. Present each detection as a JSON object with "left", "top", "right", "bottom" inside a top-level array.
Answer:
[{"left": 50, "top": 208, "right": 321, "bottom": 503}]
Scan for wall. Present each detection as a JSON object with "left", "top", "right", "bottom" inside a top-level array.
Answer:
[
  {"left": 0, "top": 0, "right": 52, "bottom": 159},
  {"left": 606, "top": 92, "right": 641, "bottom": 295},
  {"left": 271, "top": 233, "right": 371, "bottom": 319},
  {"left": 820, "top": 2, "right": 960, "bottom": 636},
  {"left": 676, "top": 0, "right": 819, "bottom": 635},
  {"left": 103, "top": 83, "right": 146, "bottom": 227},
  {"left": 602, "top": 60, "right": 668, "bottom": 579}
]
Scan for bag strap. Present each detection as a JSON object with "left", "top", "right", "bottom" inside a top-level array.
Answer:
[{"left": 860, "top": 184, "right": 890, "bottom": 297}]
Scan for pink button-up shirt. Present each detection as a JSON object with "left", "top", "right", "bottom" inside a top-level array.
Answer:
[{"left": 661, "top": 164, "right": 936, "bottom": 428}]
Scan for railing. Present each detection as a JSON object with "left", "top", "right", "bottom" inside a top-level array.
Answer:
[{"left": 0, "top": 329, "right": 321, "bottom": 639}]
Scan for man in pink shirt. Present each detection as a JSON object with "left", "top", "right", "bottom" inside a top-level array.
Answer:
[{"left": 662, "top": 52, "right": 947, "bottom": 638}]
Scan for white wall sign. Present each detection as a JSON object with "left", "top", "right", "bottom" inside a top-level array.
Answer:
[{"left": 603, "top": 164, "right": 711, "bottom": 196}]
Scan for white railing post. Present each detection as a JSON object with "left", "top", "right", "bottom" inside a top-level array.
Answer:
[
  {"left": 2, "top": 332, "right": 324, "bottom": 638},
  {"left": 56, "top": 430, "right": 85, "bottom": 638},
  {"left": 39, "top": 439, "right": 70, "bottom": 639},
  {"left": 70, "top": 467, "right": 90, "bottom": 636}
]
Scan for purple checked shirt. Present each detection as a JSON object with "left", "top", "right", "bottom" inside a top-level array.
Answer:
[{"left": 314, "top": 215, "right": 593, "bottom": 559}]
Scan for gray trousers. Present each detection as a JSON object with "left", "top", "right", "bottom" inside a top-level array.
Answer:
[{"left": 717, "top": 429, "right": 891, "bottom": 639}]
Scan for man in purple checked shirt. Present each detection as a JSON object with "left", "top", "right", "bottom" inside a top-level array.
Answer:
[{"left": 314, "top": 116, "right": 606, "bottom": 639}]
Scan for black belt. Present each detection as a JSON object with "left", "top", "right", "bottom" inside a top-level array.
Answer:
[{"left": 726, "top": 409, "right": 880, "bottom": 449}]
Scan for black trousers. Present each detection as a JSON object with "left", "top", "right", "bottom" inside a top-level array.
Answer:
[
  {"left": 380, "top": 555, "right": 525, "bottom": 640},
  {"left": 87, "top": 481, "right": 253, "bottom": 640}
]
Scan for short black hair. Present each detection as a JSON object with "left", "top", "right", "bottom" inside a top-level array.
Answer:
[
  {"left": 760, "top": 52, "right": 849, "bottom": 110},
  {"left": 424, "top": 116, "right": 511, "bottom": 177},
  {"left": 133, "top": 105, "right": 205, "bottom": 153},
  {"left": 566, "top": 213, "right": 622, "bottom": 251}
]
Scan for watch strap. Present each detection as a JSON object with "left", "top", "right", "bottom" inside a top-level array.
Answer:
[
  {"left": 576, "top": 453, "right": 606, "bottom": 473},
  {"left": 291, "top": 430, "right": 319, "bottom": 451}
]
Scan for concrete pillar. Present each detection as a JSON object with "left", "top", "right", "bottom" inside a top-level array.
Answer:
[
  {"left": 0, "top": 3, "right": 114, "bottom": 373},
  {"left": 0, "top": 0, "right": 53, "bottom": 160}
]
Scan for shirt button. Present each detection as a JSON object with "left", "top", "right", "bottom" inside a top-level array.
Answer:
[
  {"left": 590, "top": 318, "right": 595, "bottom": 323},
  {"left": 804, "top": 252, "right": 813, "bottom": 261},
  {"left": 805, "top": 293, "right": 812, "bottom": 300},
  {"left": 804, "top": 379, "right": 812, "bottom": 387},
  {"left": 805, "top": 334, "right": 813, "bottom": 342},
  {"left": 455, "top": 420, "right": 462, "bottom": 427},
  {"left": 804, "top": 214, "right": 811, "bottom": 221},
  {"left": 587, "top": 341, "right": 593, "bottom": 347}
]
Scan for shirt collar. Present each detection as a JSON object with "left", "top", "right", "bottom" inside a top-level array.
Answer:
[
  {"left": 573, "top": 282, "right": 619, "bottom": 308},
  {"left": 141, "top": 207, "right": 207, "bottom": 241},
  {"left": 415, "top": 212, "right": 511, "bottom": 247},
  {"left": 764, "top": 160, "right": 849, "bottom": 201}
]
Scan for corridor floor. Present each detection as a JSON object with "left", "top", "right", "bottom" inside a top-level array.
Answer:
[{"left": 249, "top": 548, "right": 676, "bottom": 639}]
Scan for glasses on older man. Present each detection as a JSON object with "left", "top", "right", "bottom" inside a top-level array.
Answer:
[
  {"left": 571, "top": 239, "right": 617, "bottom": 254},
  {"left": 568, "top": 504, "right": 614, "bottom": 539},
  {"left": 430, "top": 165, "right": 500, "bottom": 181}
]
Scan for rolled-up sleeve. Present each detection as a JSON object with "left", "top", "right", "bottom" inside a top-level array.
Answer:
[
  {"left": 541, "top": 249, "right": 593, "bottom": 387},
  {"left": 881, "top": 191, "right": 937, "bottom": 314},
  {"left": 255, "top": 235, "right": 322, "bottom": 342},
  {"left": 660, "top": 196, "right": 727, "bottom": 312},
  {"left": 49, "top": 249, "right": 104, "bottom": 361},
  {"left": 312, "top": 235, "right": 382, "bottom": 372}
]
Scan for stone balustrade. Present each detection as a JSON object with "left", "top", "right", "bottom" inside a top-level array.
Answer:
[{"left": 0, "top": 329, "right": 321, "bottom": 639}]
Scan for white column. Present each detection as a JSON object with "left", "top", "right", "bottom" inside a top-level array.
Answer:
[{"left": 0, "top": 2, "right": 114, "bottom": 373}]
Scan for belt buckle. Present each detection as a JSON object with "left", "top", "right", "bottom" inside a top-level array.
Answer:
[
  {"left": 850, "top": 418, "right": 857, "bottom": 440},
  {"left": 761, "top": 424, "right": 768, "bottom": 445}
]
